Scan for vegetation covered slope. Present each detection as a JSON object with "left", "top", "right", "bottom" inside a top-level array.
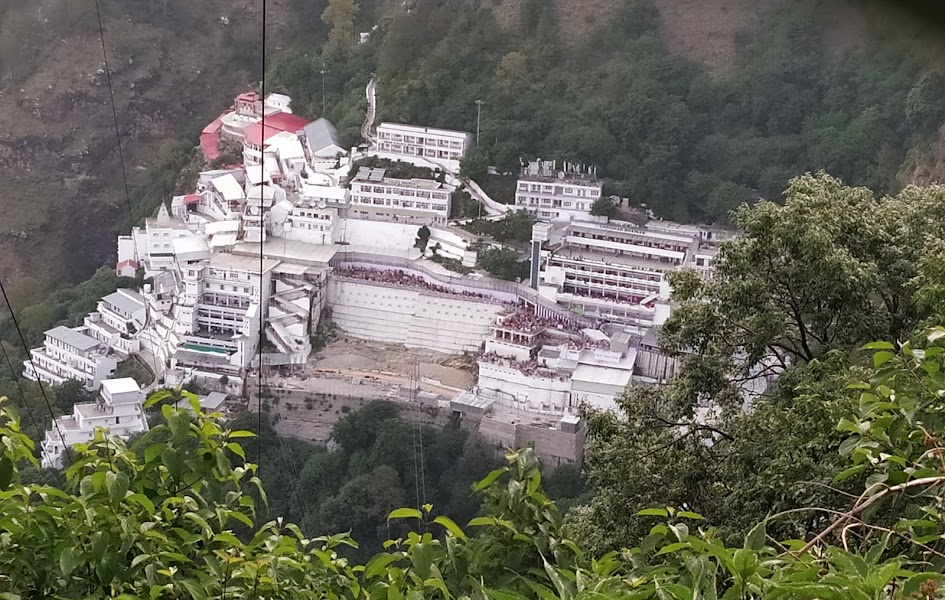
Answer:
[
  {"left": 0, "top": 0, "right": 291, "bottom": 286},
  {"left": 3, "top": 358, "right": 945, "bottom": 597},
  {"left": 6, "top": 0, "right": 945, "bottom": 290}
]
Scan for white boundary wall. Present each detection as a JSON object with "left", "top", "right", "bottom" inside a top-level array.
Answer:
[{"left": 327, "top": 279, "right": 505, "bottom": 353}]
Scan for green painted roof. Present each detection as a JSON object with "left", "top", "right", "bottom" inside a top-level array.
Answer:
[{"left": 182, "top": 343, "right": 231, "bottom": 355}]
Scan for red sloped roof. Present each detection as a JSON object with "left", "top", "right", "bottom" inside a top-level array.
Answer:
[
  {"left": 243, "top": 123, "right": 285, "bottom": 147},
  {"left": 236, "top": 91, "right": 260, "bottom": 103},
  {"left": 201, "top": 112, "right": 228, "bottom": 135},
  {"left": 200, "top": 132, "right": 221, "bottom": 161},
  {"left": 264, "top": 112, "right": 310, "bottom": 134},
  {"left": 117, "top": 259, "right": 140, "bottom": 269},
  {"left": 183, "top": 194, "right": 203, "bottom": 205}
]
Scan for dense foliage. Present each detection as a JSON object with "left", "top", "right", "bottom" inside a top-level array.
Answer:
[
  {"left": 269, "top": 0, "right": 945, "bottom": 224},
  {"left": 4, "top": 345, "right": 945, "bottom": 597},
  {"left": 477, "top": 247, "right": 529, "bottom": 282},
  {"left": 574, "top": 174, "right": 945, "bottom": 555},
  {"left": 229, "top": 400, "right": 504, "bottom": 562}
]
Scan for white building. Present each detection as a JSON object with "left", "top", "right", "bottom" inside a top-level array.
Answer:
[
  {"left": 172, "top": 252, "right": 277, "bottom": 376},
  {"left": 475, "top": 308, "right": 636, "bottom": 414},
  {"left": 302, "top": 118, "right": 345, "bottom": 172},
  {"left": 375, "top": 123, "right": 473, "bottom": 173},
  {"left": 349, "top": 167, "right": 453, "bottom": 226},
  {"left": 23, "top": 326, "right": 118, "bottom": 391},
  {"left": 40, "top": 378, "right": 147, "bottom": 468},
  {"left": 83, "top": 289, "right": 147, "bottom": 359},
  {"left": 514, "top": 160, "right": 602, "bottom": 222},
  {"left": 531, "top": 218, "right": 724, "bottom": 328}
]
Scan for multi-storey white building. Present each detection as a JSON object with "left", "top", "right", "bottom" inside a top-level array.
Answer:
[
  {"left": 514, "top": 160, "right": 602, "bottom": 222},
  {"left": 172, "top": 252, "right": 277, "bottom": 376},
  {"left": 40, "top": 378, "right": 147, "bottom": 468},
  {"left": 349, "top": 167, "right": 453, "bottom": 226},
  {"left": 272, "top": 187, "right": 347, "bottom": 245},
  {"left": 475, "top": 308, "right": 636, "bottom": 414},
  {"left": 23, "top": 326, "right": 118, "bottom": 391},
  {"left": 375, "top": 123, "right": 473, "bottom": 173},
  {"left": 531, "top": 217, "right": 725, "bottom": 328},
  {"left": 83, "top": 289, "right": 147, "bottom": 359}
]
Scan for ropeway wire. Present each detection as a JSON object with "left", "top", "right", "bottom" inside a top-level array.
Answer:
[
  {"left": 0, "top": 278, "right": 73, "bottom": 465},
  {"left": 254, "top": 0, "right": 269, "bottom": 529},
  {"left": 91, "top": 0, "right": 162, "bottom": 387},
  {"left": 0, "top": 331, "right": 43, "bottom": 437}
]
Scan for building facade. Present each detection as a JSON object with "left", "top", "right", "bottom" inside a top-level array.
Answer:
[
  {"left": 375, "top": 123, "right": 473, "bottom": 173},
  {"left": 23, "top": 326, "right": 119, "bottom": 391},
  {"left": 349, "top": 167, "right": 453, "bottom": 226},
  {"left": 83, "top": 289, "right": 147, "bottom": 359},
  {"left": 531, "top": 218, "right": 725, "bottom": 328},
  {"left": 514, "top": 160, "right": 602, "bottom": 222},
  {"left": 40, "top": 378, "right": 147, "bottom": 468}
]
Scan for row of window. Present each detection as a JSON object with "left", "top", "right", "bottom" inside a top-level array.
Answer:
[
  {"left": 517, "top": 197, "right": 588, "bottom": 211},
  {"left": 352, "top": 184, "right": 449, "bottom": 200},
  {"left": 551, "top": 259, "right": 663, "bottom": 280},
  {"left": 516, "top": 183, "right": 600, "bottom": 197},
  {"left": 567, "top": 243, "right": 682, "bottom": 266},
  {"left": 377, "top": 143, "right": 462, "bottom": 159},
  {"left": 571, "top": 231, "right": 687, "bottom": 253},
  {"left": 292, "top": 211, "right": 332, "bottom": 220},
  {"left": 378, "top": 132, "right": 464, "bottom": 148},
  {"left": 350, "top": 195, "right": 447, "bottom": 213},
  {"left": 205, "top": 282, "right": 254, "bottom": 295},
  {"left": 293, "top": 222, "right": 332, "bottom": 231}
]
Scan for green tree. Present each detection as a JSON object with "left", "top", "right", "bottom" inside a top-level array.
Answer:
[
  {"left": 660, "top": 174, "right": 945, "bottom": 410},
  {"left": 589, "top": 196, "right": 619, "bottom": 218},
  {"left": 52, "top": 379, "right": 95, "bottom": 416},
  {"left": 1, "top": 384, "right": 945, "bottom": 597},
  {"left": 459, "top": 146, "right": 489, "bottom": 182},
  {"left": 905, "top": 69, "right": 945, "bottom": 133},
  {"left": 322, "top": 0, "right": 359, "bottom": 51},
  {"left": 477, "top": 247, "right": 528, "bottom": 281},
  {"left": 414, "top": 225, "right": 432, "bottom": 253}
]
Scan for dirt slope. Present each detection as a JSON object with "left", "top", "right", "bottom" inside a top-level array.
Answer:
[{"left": 0, "top": 0, "right": 296, "bottom": 287}]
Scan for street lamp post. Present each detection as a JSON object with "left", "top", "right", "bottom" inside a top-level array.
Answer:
[
  {"left": 320, "top": 67, "right": 327, "bottom": 115},
  {"left": 475, "top": 99, "right": 483, "bottom": 145}
]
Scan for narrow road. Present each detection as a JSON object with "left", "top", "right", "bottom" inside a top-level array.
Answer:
[
  {"left": 361, "top": 76, "right": 508, "bottom": 218},
  {"left": 362, "top": 77, "right": 376, "bottom": 145}
]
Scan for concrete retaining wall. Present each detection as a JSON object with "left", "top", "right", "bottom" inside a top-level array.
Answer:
[{"left": 327, "top": 280, "right": 504, "bottom": 353}]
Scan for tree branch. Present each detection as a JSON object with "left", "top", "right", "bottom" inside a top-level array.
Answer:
[{"left": 795, "top": 476, "right": 945, "bottom": 557}]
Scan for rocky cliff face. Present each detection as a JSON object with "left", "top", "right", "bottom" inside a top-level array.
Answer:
[{"left": 0, "top": 0, "right": 297, "bottom": 286}]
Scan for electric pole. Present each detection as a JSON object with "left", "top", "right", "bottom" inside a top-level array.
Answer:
[
  {"left": 475, "top": 99, "right": 484, "bottom": 145},
  {"left": 320, "top": 67, "right": 327, "bottom": 115}
]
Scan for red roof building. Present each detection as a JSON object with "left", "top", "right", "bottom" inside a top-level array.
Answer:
[
  {"left": 243, "top": 123, "right": 285, "bottom": 147},
  {"left": 200, "top": 133, "right": 222, "bottom": 161},
  {"left": 264, "top": 112, "right": 310, "bottom": 134}
]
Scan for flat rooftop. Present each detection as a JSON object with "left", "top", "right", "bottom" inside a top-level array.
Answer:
[
  {"left": 233, "top": 240, "right": 338, "bottom": 266},
  {"left": 45, "top": 326, "right": 100, "bottom": 351},
  {"left": 101, "top": 378, "right": 141, "bottom": 395},
  {"left": 209, "top": 252, "right": 280, "bottom": 273}
]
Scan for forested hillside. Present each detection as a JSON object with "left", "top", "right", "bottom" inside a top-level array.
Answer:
[
  {"left": 3, "top": 0, "right": 945, "bottom": 291},
  {"left": 0, "top": 0, "right": 282, "bottom": 285}
]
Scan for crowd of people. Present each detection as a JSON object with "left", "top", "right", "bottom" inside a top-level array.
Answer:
[
  {"left": 562, "top": 285, "right": 656, "bottom": 308},
  {"left": 479, "top": 352, "right": 562, "bottom": 380},
  {"left": 333, "top": 266, "right": 492, "bottom": 300},
  {"left": 499, "top": 309, "right": 583, "bottom": 335},
  {"left": 568, "top": 336, "right": 612, "bottom": 351}
]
